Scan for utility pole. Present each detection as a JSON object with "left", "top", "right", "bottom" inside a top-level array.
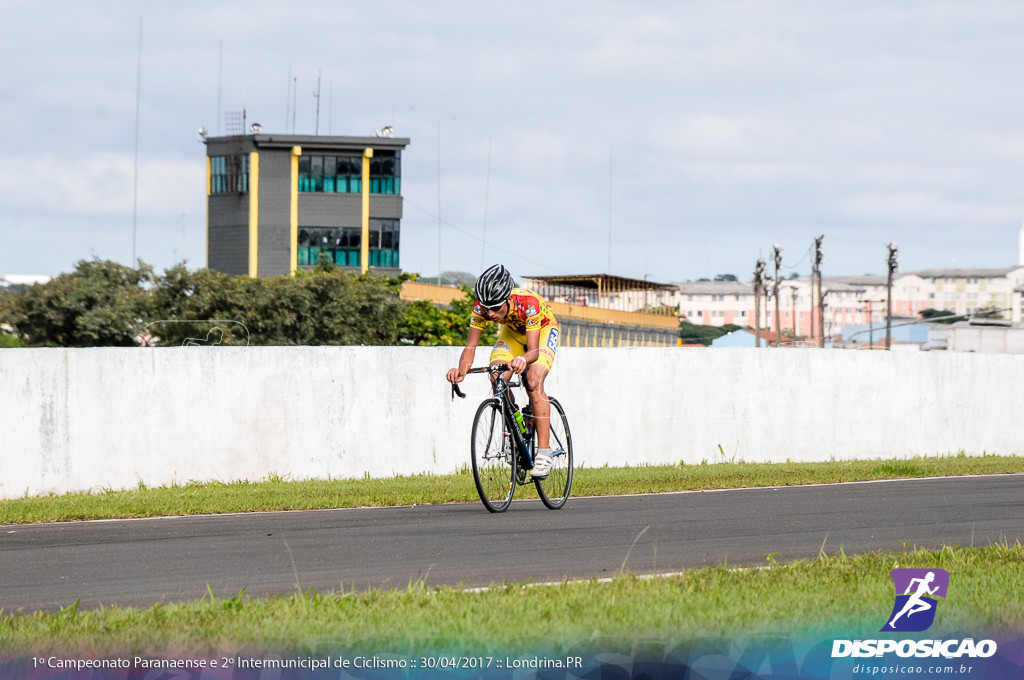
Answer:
[
  {"left": 790, "top": 285, "right": 798, "bottom": 338},
  {"left": 753, "top": 259, "right": 765, "bottom": 348},
  {"left": 772, "top": 245, "right": 782, "bottom": 346},
  {"left": 858, "top": 298, "right": 885, "bottom": 347},
  {"left": 886, "top": 242, "right": 899, "bottom": 350},
  {"left": 812, "top": 235, "right": 824, "bottom": 347},
  {"left": 761, "top": 266, "right": 771, "bottom": 344}
]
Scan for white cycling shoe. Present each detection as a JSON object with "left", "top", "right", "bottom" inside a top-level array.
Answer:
[{"left": 531, "top": 448, "right": 554, "bottom": 480}]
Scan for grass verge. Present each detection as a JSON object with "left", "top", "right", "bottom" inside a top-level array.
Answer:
[
  {"left": 1, "top": 453, "right": 1021, "bottom": 525},
  {"left": 1, "top": 542, "right": 1021, "bottom": 656}
]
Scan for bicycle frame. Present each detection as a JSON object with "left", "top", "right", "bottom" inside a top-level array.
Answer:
[{"left": 453, "top": 364, "right": 535, "bottom": 476}]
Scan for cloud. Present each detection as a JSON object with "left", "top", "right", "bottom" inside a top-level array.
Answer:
[
  {"left": 0, "top": 154, "right": 202, "bottom": 219},
  {"left": 840, "top": 190, "right": 1020, "bottom": 226},
  {"left": 3, "top": 0, "right": 1024, "bottom": 281}
]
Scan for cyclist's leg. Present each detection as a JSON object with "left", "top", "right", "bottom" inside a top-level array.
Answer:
[
  {"left": 489, "top": 327, "right": 523, "bottom": 392},
  {"left": 526, "top": 325, "right": 558, "bottom": 449}
]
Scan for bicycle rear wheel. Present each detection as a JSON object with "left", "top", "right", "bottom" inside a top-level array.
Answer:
[
  {"left": 471, "top": 399, "right": 517, "bottom": 512},
  {"left": 534, "top": 397, "right": 573, "bottom": 509}
]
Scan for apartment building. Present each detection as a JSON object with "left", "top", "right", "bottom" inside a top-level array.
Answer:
[
  {"left": 672, "top": 267, "right": 1024, "bottom": 343},
  {"left": 914, "top": 267, "right": 1024, "bottom": 321},
  {"left": 674, "top": 278, "right": 869, "bottom": 343}
]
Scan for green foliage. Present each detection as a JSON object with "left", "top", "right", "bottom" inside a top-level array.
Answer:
[
  {"left": 2, "top": 260, "right": 488, "bottom": 348},
  {"left": 678, "top": 321, "right": 742, "bottom": 345},
  {"left": 0, "top": 287, "right": 19, "bottom": 346},
  {"left": 398, "top": 284, "right": 497, "bottom": 347},
  {"left": 4, "top": 259, "right": 154, "bottom": 347},
  {"left": 399, "top": 300, "right": 464, "bottom": 345},
  {"left": 919, "top": 307, "right": 961, "bottom": 324}
]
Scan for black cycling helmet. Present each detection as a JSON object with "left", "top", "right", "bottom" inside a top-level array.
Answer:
[{"left": 474, "top": 264, "right": 514, "bottom": 309}]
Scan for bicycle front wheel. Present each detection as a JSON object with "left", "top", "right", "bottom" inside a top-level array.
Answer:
[
  {"left": 471, "top": 399, "right": 517, "bottom": 513},
  {"left": 534, "top": 397, "right": 573, "bottom": 509}
]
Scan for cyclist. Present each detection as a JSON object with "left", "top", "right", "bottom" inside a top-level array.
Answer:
[{"left": 446, "top": 264, "right": 559, "bottom": 479}]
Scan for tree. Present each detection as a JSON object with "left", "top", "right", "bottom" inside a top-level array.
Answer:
[
  {"left": 0, "top": 286, "right": 19, "bottom": 347},
  {"left": 148, "top": 264, "right": 253, "bottom": 345},
  {"left": 6, "top": 259, "right": 154, "bottom": 347},
  {"left": 398, "top": 285, "right": 497, "bottom": 346},
  {"left": 678, "top": 321, "right": 742, "bottom": 346},
  {"left": 3, "top": 261, "right": 498, "bottom": 348},
  {"left": 919, "top": 308, "right": 964, "bottom": 324}
]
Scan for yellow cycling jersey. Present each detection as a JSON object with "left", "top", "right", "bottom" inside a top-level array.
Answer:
[{"left": 470, "top": 287, "right": 558, "bottom": 338}]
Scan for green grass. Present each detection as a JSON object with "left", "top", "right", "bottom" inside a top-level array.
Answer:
[
  {"left": 2, "top": 453, "right": 1021, "bottom": 525},
  {"left": 2, "top": 542, "right": 1021, "bottom": 656},
  {"left": 2, "top": 457, "right": 1021, "bottom": 659}
]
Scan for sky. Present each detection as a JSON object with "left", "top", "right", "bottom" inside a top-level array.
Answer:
[{"left": 2, "top": 0, "right": 1024, "bottom": 285}]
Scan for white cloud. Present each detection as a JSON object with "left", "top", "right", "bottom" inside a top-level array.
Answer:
[
  {"left": 0, "top": 154, "right": 202, "bottom": 219},
  {"left": 3, "top": 0, "right": 1024, "bottom": 280},
  {"left": 840, "top": 191, "right": 1019, "bottom": 225}
]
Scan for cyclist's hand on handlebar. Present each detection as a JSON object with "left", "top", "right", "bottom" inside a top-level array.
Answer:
[
  {"left": 446, "top": 368, "right": 465, "bottom": 384},
  {"left": 509, "top": 356, "right": 528, "bottom": 374}
]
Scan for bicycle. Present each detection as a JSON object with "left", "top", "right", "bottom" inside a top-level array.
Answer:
[{"left": 451, "top": 363, "right": 573, "bottom": 512}]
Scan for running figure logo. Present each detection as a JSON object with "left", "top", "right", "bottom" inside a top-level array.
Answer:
[{"left": 881, "top": 568, "right": 949, "bottom": 632}]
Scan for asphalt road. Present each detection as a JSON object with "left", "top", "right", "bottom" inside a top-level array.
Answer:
[{"left": 2, "top": 475, "right": 1022, "bottom": 612}]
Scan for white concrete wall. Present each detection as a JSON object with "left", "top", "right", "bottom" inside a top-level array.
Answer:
[{"left": 1, "top": 347, "right": 1022, "bottom": 500}]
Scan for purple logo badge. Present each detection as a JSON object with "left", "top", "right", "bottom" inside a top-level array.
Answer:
[{"left": 881, "top": 568, "right": 949, "bottom": 632}]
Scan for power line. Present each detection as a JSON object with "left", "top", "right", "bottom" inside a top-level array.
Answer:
[{"left": 404, "top": 198, "right": 572, "bottom": 275}]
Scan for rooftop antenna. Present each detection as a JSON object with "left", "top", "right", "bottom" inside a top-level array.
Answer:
[
  {"left": 481, "top": 137, "right": 492, "bottom": 270},
  {"left": 313, "top": 68, "right": 322, "bottom": 135},
  {"left": 437, "top": 119, "right": 443, "bottom": 285},
  {"left": 291, "top": 76, "right": 297, "bottom": 133},
  {"left": 285, "top": 63, "right": 291, "bottom": 132},
  {"left": 607, "top": 146, "right": 613, "bottom": 274},
  {"left": 131, "top": 15, "right": 143, "bottom": 267},
  {"left": 217, "top": 40, "right": 223, "bottom": 135}
]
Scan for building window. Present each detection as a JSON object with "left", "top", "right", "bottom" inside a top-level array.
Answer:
[
  {"left": 297, "top": 220, "right": 400, "bottom": 268},
  {"left": 210, "top": 155, "right": 249, "bottom": 194},
  {"left": 298, "top": 152, "right": 401, "bottom": 194}
]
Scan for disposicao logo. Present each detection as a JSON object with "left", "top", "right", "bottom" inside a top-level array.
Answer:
[
  {"left": 832, "top": 567, "right": 998, "bottom": 659},
  {"left": 881, "top": 568, "right": 949, "bottom": 632}
]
